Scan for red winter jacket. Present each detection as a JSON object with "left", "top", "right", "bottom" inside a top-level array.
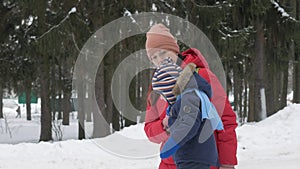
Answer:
[{"left": 144, "top": 48, "right": 238, "bottom": 169}]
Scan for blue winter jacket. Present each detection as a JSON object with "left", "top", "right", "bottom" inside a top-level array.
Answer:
[{"left": 160, "top": 72, "right": 220, "bottom": 167}]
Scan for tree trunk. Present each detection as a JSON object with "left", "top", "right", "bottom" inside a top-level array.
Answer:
[
  {"left": 93, "top": 62, "right": 110, "bottom": 138},
  {"left": 265, "top": 51, "right": 276, "bottom": 117},
  {"left": 139, "top": 69, "right": 152, "bottom": 123},
  {"left": 112, "top": 105, "right": 120, "bottom": 131},
  {"left": 85, "top": 104, "right": 92, "bottom": 122},
  {"left": 242, "top": 79, "right": 248, "bottom": 124},
  {"left": 62, "top": 58, "right": 71, "bottom": 125},
  {"left": 50, "top": 59, "right": 56, "bottom": 121},
  {"left": 280, "top": 66, "right": 288, "bottom": 108},
  {"left": 39, "top": 54, "right": 52, "bottom": 141},
  {"left": 77, "top": 78, "right": 85, "bottom": 140},
  {"left": 294, "top": 51, "right": 300, "bottom": 103},
  {"left": 34, "top": 0, "right": 52, "bottom": 142},
  {"left": 233, "top": 63, "right": 242, "bottom": 123},
  {"left": 294, "top": 0, "right": 300, "bottom": 103},
  {"left": 105, "top": 63, "right": 120, "bottom": 131},
  {"left": 57, "top": 98, "right": 62, "bottom": 120},
  {"left": 253, "top": 17, "right": 266, "bottom": 122},
  {"left": 62, "top": 91, "right": 71, "bottom": 125},
  {"left": 125, "top": 74, "right": 137, "bottom": 127},
  {"left": 25, "top": 79, "right": 32, "bottom": 121},
  {"left": 110, "top": 62, "right": 120, "bottom": 131},
  {"left": 85, "top": 85, "right": 92, "bottom": 122},
  {"left": 0, "top": 83, "right": 3, "bottom": 119},
  {"left": 248, "top": 78, "right": 255, "bottom": 122},
  {"left": 57, "top": 65, "right": 62, "bottom": 121}
]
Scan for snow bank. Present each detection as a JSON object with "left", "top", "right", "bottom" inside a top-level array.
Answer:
[
  {"left": 1, "top": 101, "right": 299, "bottom": 169},
  {"left": 237, "top": 104, "right": 300, "bottom": 169}
]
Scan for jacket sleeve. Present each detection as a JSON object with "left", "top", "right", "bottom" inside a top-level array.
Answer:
[
  {"left": 144, "top": 92, "right": 169, "bottom": 144},
  {"left": 161, "top": 91, "right": 202, "bottom": 158},
  {"left": 198, "top": 68, "right": 238, "bottom": 165},
  {"left": 215, "top": 97, "right": 238, "bottom": 165}
]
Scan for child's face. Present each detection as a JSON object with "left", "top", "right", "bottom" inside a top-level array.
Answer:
[
  {"left": 150, "top": 50, "right": 168, "bottom": 67},
  {"left": 150, "top": 50, "right": 178, "bottom": 67}
]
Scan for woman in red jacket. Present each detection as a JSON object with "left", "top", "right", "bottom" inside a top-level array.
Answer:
[{"left": 144, "top": 23, "right": 238, "bottom": 169}]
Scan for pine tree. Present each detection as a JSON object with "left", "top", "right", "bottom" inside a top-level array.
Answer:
[{"left": 294, "top": 0, "right": 300, "bottom": 103}]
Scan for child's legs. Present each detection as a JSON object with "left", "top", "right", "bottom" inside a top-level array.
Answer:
[{"left": 177, "top": 162, "right": 210, "bottom": 169}]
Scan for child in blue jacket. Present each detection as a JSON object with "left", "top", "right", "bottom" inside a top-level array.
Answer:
[{"left": 152, "top": 57, "right": 223, "bottom": 169}]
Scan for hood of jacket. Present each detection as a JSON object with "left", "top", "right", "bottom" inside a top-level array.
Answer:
[
  {"left": 180, "top": 48, "right": 210, "bottom": 69},
  {"left": 172, "top": 63, "right": 212, "bottom": 98}
]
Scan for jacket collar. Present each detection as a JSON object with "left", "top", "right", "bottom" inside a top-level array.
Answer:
[{"left": 172, "top": 63, "right": 212, "bottom": 98}]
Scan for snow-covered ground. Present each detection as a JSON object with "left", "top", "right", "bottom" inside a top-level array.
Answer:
[
  {"left": 236, "top": 104, "right": 300, "bottom": 169},
  {"left": 0, "top": 99, "right": 299, "bottom": 169},
  {"left": 0, "top": 99, "right": 81, "bottom": 144}
]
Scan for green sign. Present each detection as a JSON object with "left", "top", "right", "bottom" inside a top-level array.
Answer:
[{"left": 18, "top": 91, "right": 38, "bottom": 104}]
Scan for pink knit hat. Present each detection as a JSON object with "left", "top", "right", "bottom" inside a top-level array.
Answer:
[{"left": 145, "top": 23, "right": 180, "bottom": 59}]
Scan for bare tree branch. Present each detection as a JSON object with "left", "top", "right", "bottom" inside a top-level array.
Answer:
[
  {"left": 71, "top": 32, "right": 80, "bottom": 52},
  {"left": 36, "top": 7, "right": 77, "bottom": 41}
]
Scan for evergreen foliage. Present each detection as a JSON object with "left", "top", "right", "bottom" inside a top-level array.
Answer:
[{"left": 0, "top": 0, "right": 299, "bottom": 140}]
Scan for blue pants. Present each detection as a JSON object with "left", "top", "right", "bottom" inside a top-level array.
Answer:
[{"left": 177, "top": 162, "right": 210, "bottom": 169}]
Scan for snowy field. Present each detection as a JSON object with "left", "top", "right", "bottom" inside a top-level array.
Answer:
[{"left": 0, "top": 99, "right": 299, "bottom": 169}]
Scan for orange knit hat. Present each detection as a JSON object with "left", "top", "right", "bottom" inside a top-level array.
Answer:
[{"left": 145, "top": 23, "right": 180, "bottom": 59}]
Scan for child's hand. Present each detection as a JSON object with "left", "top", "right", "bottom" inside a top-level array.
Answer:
[{"left": 162, "top": 116, "right": 169, "bottom": 130}]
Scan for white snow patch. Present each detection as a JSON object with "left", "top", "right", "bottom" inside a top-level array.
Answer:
[
  {"left": 152, "top": 3, "right": 158, "bottom": 12},
  {"left": 68, "top": 7, "right": 76, "bottom": 14},
  {"left": 270, "top": 0, "right": 298, "bottom": 22},
  {"left": 1, "top": 97, "right": 299, "bottom": 169}
]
